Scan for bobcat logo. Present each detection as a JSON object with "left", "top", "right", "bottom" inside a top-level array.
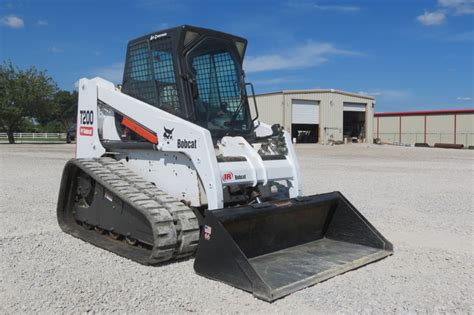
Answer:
[{"left": 163, "top": 127, "right": 174, "bottom": 140}]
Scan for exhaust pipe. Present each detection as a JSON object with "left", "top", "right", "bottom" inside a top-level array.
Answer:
[{"left": 194, "top": 191, "right": 393, "bottom": 302}]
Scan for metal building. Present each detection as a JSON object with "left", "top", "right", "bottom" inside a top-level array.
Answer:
[
  {"left": 374, "top": 109, "right": 474, "bottom": 147},
  {"left": 249, "top": 89, "right": 375, "bottom": 144}
]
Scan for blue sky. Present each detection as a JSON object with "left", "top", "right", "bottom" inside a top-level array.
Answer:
[{"left": 1, "top": 0, "right": 473, "bottom": 112}]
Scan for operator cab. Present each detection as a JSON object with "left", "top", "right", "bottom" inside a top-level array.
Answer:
[{"left": 121, "top": 25, "right": 255, "bottom": 139}]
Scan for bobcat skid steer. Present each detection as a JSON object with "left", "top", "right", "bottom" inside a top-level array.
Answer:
[{"left": 57, "top": 25, "right": 393, "bottom": 301}]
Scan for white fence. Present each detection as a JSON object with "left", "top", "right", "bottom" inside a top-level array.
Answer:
[{"left": 0, "top": 132, "right": 67, "bottom": 143}]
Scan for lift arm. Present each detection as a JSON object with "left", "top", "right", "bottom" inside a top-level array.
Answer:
[{"left": 76, "top": 77, "right": 225, "bottom": 209}]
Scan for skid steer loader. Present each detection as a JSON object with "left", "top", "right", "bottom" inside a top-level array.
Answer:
[{"left": 57, "top": 25, "right": 392, "bottom": 301}]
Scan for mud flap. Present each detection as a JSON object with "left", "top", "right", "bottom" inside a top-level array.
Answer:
[{"left": 193, "top": 191, "right": 393, "bottom": 302}]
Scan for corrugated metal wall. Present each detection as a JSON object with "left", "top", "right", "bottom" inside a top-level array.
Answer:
[
  {"left": 426, "top": 115, "right": 454, "bottom": 144},
  {"left": 248, "top": 93, "right": 284, "bottom": 126},
  {"left": 250, "top": 90, "right": 374, "bottom": 143},
  {"left": 374, "top": 116, "right": 399, "bottom": 143},
  {"left": 402, "top": 116, "right": 424, "bottom": 144},
  {"left": 374, "top": 112, "right": 474, "bottom": 147},
  {"left": 456, "top": 114, "right": 474, "bottom": 146}
]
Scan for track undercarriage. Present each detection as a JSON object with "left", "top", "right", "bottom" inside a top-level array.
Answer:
[{"left": 57, "top": 157, "right": 200, "bottom": 264}]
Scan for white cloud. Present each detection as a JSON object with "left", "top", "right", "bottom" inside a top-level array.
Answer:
[
  {"left": 287, "top": 2, "right": 360, "bottom": 12},
  {"left": 358, "top": 91, "right": 382, "bottom": 97},
  {"left": 312, "top": 4, "right": 359, "bottom": 12},
  {"left": 50, "top": 46, "right": 63, "bottom": 53},
  {"left": 417, "top": 11, "right": 446, "bottom": 26},
  {"left": 359, "top": 89, "right": 412, "bottom": 101},
  {"left": 37, "top": 20, "right": 48, "bottom": 26},
  {"left": 94, "top": 62, "right": 124, "bottom": 83},
  {"left": 244, "top": 41, "right": 361, "bottom": 73},
  {"left": 253, "top": 77, "right": 292, "bottom": 86},
  {"left": 456, "top": 96, "right": 472, "bottom": 101},
  {"left": 359, "top": 89, "right": 414, "bottom": 111},
  {"left": 133, "top": 0, "right": 188, "bottom": 10},
  {"left": 447, "top": 30, "right": 474, "bottom": 41},
  {"left": 438, "top": 0, "right": 474, "bottom": 15},
  {"left": 417, "top": 0, "right": 473, "bottom": 26},
  {"left": 1, "top": 15, "right": 24, "bottom": 28}
]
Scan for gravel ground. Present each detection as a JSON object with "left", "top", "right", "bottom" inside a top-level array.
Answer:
[{"left": 0, "top": 144, "right": 472, "bottom": 314}]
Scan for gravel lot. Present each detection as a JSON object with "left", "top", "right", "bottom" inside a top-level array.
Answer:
[{"left": 1, "top": 144, "right": 473, "bottom": 314}]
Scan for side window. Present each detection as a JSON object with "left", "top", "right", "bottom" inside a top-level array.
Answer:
[
  {"left": 128, "top": 45, "right": 151, "bottom": 81},
  {"left": 214, "top": 52, "right": 241, "bottom": 117},
  {"left": 123, "top": 39, "right": 181, "bottom": 115},
  {"left": 124, "top": 43, "right": 156, "bottom": 106},
  {"left": 152, "top": 50, "right": 175, "bottom": 83},
  {"left": 192, "top": 51, "right": 241, "bottom": 116},
  {"left": 150, "top": 40, "right": 181, "bottom": 115}
]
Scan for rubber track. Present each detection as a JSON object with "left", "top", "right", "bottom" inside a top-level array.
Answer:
[
  {"left": 99, "top": 158, "right": 200, "bottom": 258},
  {"left": 72, "top": 158, "right": 199, "bottom": 263}
]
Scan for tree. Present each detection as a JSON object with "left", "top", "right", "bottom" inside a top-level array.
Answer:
[
  {"left": 38, "top": 90, "right": 78, "bottom": 132},
  {"left": 53, "top": 90, "right": 78, "bottom": 131},
  {"left": 0, "top": 61, "right": 58, "bottom": 143}
]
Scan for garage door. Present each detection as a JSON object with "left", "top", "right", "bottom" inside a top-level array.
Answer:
[
  {"left": 343, "top": 102, "right": 366, "bottom": 112},
  {"left": 292, "top": 99, "right": 320, "bottom": 124}
]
